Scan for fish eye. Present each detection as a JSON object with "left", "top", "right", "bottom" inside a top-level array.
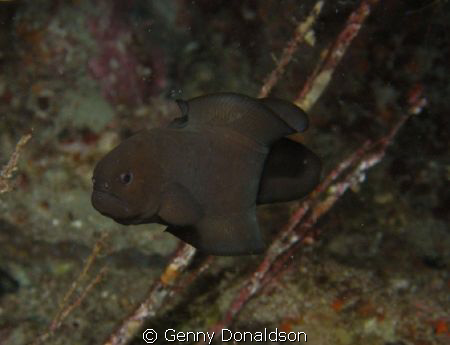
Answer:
[{"left": 120, "top": 172, "right": 133, "bottom": 185}]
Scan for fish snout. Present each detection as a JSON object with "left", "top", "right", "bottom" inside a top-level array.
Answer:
[{"left": 92, "top": 176, "right": 110, "bottom": 192}]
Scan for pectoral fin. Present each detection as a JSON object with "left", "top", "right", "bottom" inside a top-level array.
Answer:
[
  {"left": 159, "top": 183, "right": 202, "bottom": 226},
  {"left": 165, "top": 211, "right": 265, "bottom": 255}
]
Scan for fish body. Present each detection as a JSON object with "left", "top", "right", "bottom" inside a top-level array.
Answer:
[{"left": 92, "top": 93, "right": 321, "bottom": 255}]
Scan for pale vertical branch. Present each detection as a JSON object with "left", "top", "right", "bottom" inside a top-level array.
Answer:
[
  {"left": 258, "top": 1, "right": 324, "bottom": 98},
  {"left": 296, "top": 0, "right": 380, "bottom": 112},
  {"left": 103, "top": 243, "right": 196, "bottom": 345},
  {"left": 0, "top": 131, "right": 32, "bottom": 194}
]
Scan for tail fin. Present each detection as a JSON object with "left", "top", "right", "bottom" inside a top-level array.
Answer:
[{"left": 257, "top": 138, "right": 321, "bottom": 204}]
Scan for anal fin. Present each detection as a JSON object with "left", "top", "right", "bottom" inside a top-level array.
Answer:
[{"left": 165, "top": 211, "right": 265, "bottom": 256}]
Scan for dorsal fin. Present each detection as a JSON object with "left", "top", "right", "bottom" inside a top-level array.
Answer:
[
  {"left": 176, "top": 99, "right": 189, "bottom": 117},
  {"left": 259, "top": 97, "right": 309, "bottom": 132},
  {"left": 181, "top": 93, "right": 299, "bottom": 146},
  {"left": 168, "top": 99, "right": 189, "bottom": 129}
]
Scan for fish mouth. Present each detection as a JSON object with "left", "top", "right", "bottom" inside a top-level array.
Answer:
[
  {"left": 92, "top": 188, "right": 125, "bottom": 205},
  {"left": 91, "top": 189, "right": 131, "bottom": 219},
  {"left": 91, "top": 189, "right": 152, "bottom": 225},
  {"left": 91, "top": 189, "right": 158, "bottom": 225}
]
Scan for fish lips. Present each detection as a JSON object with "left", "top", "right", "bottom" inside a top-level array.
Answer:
[{"left": 91, "top": 189, "right": 134, "bottom": 223}]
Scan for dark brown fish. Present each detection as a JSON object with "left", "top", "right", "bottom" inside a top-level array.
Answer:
[{"left": 91, "top": 93, "right": 321, "bottom": 255}]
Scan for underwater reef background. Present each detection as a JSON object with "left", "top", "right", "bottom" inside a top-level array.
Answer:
[{"left": 0, "top": 1, "right": 448, "bottom": 344}]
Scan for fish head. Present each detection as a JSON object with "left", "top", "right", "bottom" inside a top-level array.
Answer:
[{"left": 91, "top": 131, "right": 162, "bottom": 225}]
